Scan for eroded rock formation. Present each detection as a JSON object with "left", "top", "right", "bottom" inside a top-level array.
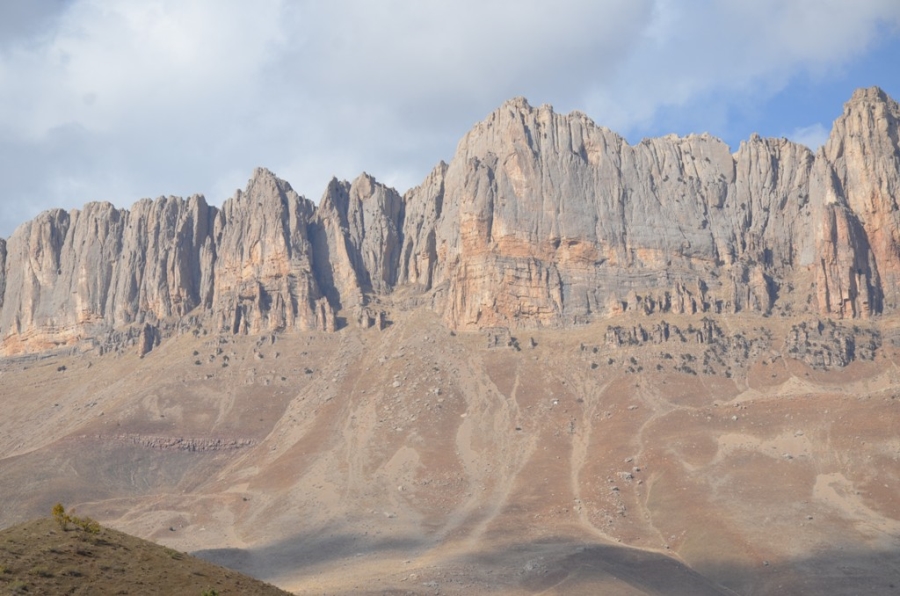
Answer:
[
  {"left": 0, "top": 88, "right": 898, "bottom": 355},
  {"left": 403, "top": 90, "right": 896, "bottom": 329}
]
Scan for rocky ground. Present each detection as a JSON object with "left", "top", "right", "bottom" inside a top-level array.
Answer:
[{"left": 0, "top": 303, "right": 898, "bottom": 594}]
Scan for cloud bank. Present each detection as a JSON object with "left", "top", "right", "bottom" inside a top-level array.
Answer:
[{"left": 0, "top": 0, "right": 898, "bottom": 235}]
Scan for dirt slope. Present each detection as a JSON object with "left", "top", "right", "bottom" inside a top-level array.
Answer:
[{"left": 1, "top": 305, "right": 899, "bottom": 594}]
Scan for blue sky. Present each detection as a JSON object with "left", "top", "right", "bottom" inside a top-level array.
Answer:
[
  {"left": 636, "top": 32, "right": 900, "bottom": 150},
  {"left": 0, "top": 0, "right": 898, "bottom": 237}
]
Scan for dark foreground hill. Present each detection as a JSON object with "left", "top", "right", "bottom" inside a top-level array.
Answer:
[{"left": 0, "top": 516, "right": 290, "bottom": 596}]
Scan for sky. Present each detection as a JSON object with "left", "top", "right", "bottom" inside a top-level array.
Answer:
[{"left": 0, "top": 0, "right": 898, "bottom": 237}]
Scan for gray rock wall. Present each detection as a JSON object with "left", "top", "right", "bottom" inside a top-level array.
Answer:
[{"left": 0, "top": 88, "right": 898, "bottom": 354}]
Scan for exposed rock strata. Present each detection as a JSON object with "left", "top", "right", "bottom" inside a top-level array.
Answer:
[
  {"left": 0, "top": 88, "right": 898, "bottom": 355},
  {"left": 85, "top": 434, "right": 257, "bottom": 452}
]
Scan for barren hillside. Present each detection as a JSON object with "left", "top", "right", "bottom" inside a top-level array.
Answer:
[{"left": 0, "top": 88, "right": 899, "bottom": 594}]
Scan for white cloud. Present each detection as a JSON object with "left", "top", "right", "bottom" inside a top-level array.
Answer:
[
  {"left": 787, "top": 123, "right": 830, "bottom": 151},
  {"left": 1, "top": 0, "right": 288, "bottom": 138},
  {"left": 583, "top": 0, "right": 900, "bottom": 135},
  {"left": 0, "top": 0, "right": 898, "bottom": 236}
]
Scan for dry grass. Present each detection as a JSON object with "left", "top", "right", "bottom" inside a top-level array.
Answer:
[{"left": 0, "top": 517, "right": 291, "bottom": 595}]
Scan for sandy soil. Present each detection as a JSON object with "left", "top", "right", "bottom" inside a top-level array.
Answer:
[{"left": 0, "top": 307, "right": 898, "bottom": 594}]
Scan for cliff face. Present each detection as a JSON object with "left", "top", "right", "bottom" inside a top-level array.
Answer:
[
  {"left": 311, "top": 174, "right": 404, "bottom": 311},
  {"left": 403, "top": 101, "right": 816, "bottom": 328},
  {"left": 0, "top": 170, "right": 336, "bottom": 355},
  {"left": 823, "top": 87, "right": 900, "bottom": 312},
  {"left": 0, "top": 88, "right": 898, "bottom": 355},
  {"left": 211, "top": 169, "right": 333, "bottom": 335},
  {"left": 398, "top": 88, "right": 897, "bottom": 329}
]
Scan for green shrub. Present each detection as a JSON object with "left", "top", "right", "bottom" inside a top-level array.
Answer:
[
  {"left": 75, "top": 517, "right": 101, "bottom": 534},
  {"left": 51, "top": 503, "right": 102, "bottom": 534},
  {"left": 52, "top": 503, "right": 69, "bottom": 530}
]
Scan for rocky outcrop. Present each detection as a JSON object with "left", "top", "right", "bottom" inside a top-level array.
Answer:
[
  {"left": 311, "top": 174, "right": 404, "bottom": 310},
  {"left": 822, "top": 87, "right": 900, "bottom": 312},
  {"left": 87, "top": 434, "right": 257, "bottom": 452},
  {"left": 398, "top": 162, "right": 447, "bottom": 290},
  {"left": 599, "top": 318, "right": 771, "bottom": 375},
  {"left": 137, "top": 323, "right": 160, "bottom": 358},
  {"left": 785, "top": 319, "right": 881, "bottom": 369},
  {"left": 211, "top": 168, "right": 332, "bottom": 335},
  {"left": 355, "top": 305, "right": 387, "bottom": 330},
  {"left": 814, "top": 198, "right": 881, "bottom": 318},
  {"left": 0, "top": 88, "right": 898, "bottom": 355}
]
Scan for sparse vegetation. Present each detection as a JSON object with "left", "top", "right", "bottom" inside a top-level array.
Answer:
[
  {"left": 0, "top": 517, "right": 291, "bottom": 595},
  {"left": 51, "top": 503, "right": 101, "bottom": 534},
  {"left": 52, "top": 503, "right": 68, "bottom": 530},
  {"left": 29, "top": 565, "right": 53, "bottom": 577}
]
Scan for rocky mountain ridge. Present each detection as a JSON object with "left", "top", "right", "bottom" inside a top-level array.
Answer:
[{"left": 0, "top": 87, "right": 898, "bottom": 356}]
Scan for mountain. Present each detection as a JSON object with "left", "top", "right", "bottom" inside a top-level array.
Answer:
[
  {"left": 0, "top": 89, "right": 899, "bottom": 595},
  {"left": 0, "top": 87, "right": 898, "bottom": 357}
]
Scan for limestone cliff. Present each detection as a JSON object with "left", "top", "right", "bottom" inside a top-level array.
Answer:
[
  {"left": 0, "top": 169, "right": 336, "bottom": 355},
  {"left": 399, "top": 88, "right": 896, "bottom": 329},
  {"left": 823, "top": 86, "right": 900, "bottom": 311},
  {"left": 311, "top": 173, "right": 404, "bottom": 311},
  {"left": 0, "top": 87, "right": 897, "bottom": 354},
  {"left": 211, "top": 168, "right": 332, "bottom": 335}
]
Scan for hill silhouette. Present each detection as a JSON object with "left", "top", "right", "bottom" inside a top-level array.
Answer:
[{"left": 0, "top": 515, "right": 290, "bottom": 595}]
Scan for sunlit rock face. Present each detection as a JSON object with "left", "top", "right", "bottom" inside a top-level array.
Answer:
[
  {"left": 1, "top": 88, "right": 899, "bottom": 354},
  {"left": 400, "top": 89, "right": 899, "bottom": 329}
]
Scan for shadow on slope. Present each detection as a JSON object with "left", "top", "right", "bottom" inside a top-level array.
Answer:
[
  {"left": 195, "top": 525, "right": 900, "bottom": 595},
  {"left": 0, "top": 437, "right": 232, "bottom": 526},
  {"left": 452, "top": 539, "right": 739, "bottom": 596},
  {"left": 704, "top": 545, "right": 900, "bottom": 596},
  {"left": 196, "top": 528, "right": 739, "bottom": 595},
  {"left": 194, "top": 523, "right": 427, "bottom": 584}
]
